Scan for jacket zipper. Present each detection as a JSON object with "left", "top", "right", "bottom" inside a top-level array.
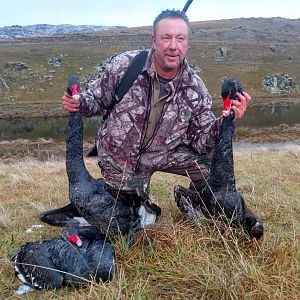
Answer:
[
  {"left": 134, "top": 81, "right": 190, "bottom": 172},
  {"left": 141, "top": 81, "right": 177, "bottom": 152},
  {"left": 140, "top": 101, "right": 167, "bottom": 153}
]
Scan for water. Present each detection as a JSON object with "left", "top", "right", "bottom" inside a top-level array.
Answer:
[
  {"left": 1, "top": 104, "right": 299, "bottom": 142},
  {"left": 231, "top": 105, "right": 300, "bottom": 128},
  {"left": 0, "top": 116, "right": 101, "bottom": 141}
]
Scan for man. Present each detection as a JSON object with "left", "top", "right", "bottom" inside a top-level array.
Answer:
[{"left": 40, "top": 10, "right": 261, "bottom": 237}]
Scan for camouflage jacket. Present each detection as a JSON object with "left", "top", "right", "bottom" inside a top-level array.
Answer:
[{"left": 79, "top": 49, "right": 222, "bottom": 188}]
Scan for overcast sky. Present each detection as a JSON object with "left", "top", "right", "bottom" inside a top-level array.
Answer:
[{"left": 0, "top": 0, "right": 299, "bottom": 28}]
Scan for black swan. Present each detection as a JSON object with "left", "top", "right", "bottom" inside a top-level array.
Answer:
[
  {"left": 175, "top": 79, "right": 263, "bottom": 239},
  {"left": 65, "top": 76, "right": 160, "bottom": 241},
  {"left": 10, "top": 226, "right": 115, "bottom": 293}
]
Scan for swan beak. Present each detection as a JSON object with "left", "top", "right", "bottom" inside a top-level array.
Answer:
[{"left": 67, "top": 234, "right": 83, "bottom": 247}]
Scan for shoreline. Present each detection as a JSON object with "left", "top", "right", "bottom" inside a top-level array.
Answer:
[
  {"left": 0, "top": 96, "right": 299, "bottom": 119},
  {"left": 1, "top": 136, "right": 300, "bottom": 163},
  {"left": 0, "top": 98, "right": 299, "bottom": 155},
  {"left": 235, "top": 139, "right": 300, "bottom": 151}
]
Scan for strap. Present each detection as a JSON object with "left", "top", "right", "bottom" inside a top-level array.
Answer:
[
  {"left": 115, "top": 50, "right": 148, "bottom": 101},
  {"left": 103, "top": 50, "right": 148, "bottom": 120}
]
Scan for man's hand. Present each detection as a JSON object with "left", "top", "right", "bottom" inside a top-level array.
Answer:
[
  {"left": 62, "top": 92, "right": 80, "bottom": 112},
  {"left": 230, "top": 91, "right": 251, "bottom": 120}
]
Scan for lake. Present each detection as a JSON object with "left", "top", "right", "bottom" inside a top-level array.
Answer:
[{"left": 1, "top": 104, "right": 300, "bottom": 142}]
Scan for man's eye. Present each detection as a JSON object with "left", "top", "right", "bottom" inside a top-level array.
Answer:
[
  {"left": 162, "top": 37, "right": 170, "bottom": 42},
  {"left": 177, "top": 37, "right": 185, "bottom": 42}
]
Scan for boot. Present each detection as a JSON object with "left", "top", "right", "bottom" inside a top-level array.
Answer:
[{"left": 38, "top": 203, "right": 88, "bottom": 226}]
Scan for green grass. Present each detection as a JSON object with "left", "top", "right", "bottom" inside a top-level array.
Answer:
[
  {"left": 0, "top": 147, "right": 299, "bottom": 299},
  {"left": 1, "top": 17, "right": 299, "bottom": 110}
]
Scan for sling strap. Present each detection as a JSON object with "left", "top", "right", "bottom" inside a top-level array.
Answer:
[
  {"left": 102, "top": 50, "right": 149, "bottom": 121},
  {"left": 87, "top": 50, "right": 149, "bottom": 157}
]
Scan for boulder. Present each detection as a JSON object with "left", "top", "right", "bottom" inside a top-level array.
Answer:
[
  {"left": 0, "top": 74, "right": 10, "bottom": 96},
  {"left": 3, "top": 62, "right": 29, "bottom": 71},
  {"left": 214, "top": 47, "right": 228, "bottom": 61},
  {"left": 47, "top": 55, "right": 62, "bottom": 67},
  {"left": 262, "top": 73, "right": 298, "bottom": 94}
]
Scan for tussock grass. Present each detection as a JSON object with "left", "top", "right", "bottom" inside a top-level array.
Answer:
[{"left": 0, "top": 148, "right": 299, "bottom": 299}]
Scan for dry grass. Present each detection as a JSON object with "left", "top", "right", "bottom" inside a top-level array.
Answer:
[{"left": 0, "top": 147, "right": 299, "bottom": 299}]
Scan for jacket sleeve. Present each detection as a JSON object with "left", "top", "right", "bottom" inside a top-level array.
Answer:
[
  {"left": 78, "top": 52, "right": 133, "bottom": 117},
  {"left": 187, "top": 86, "right": 223, "bottom": 155}
]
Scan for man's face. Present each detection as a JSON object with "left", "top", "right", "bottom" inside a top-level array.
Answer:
[{"left": 152, "top": 18, "right": 189, "bottom": 77}]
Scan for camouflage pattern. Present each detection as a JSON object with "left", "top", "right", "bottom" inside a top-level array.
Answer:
[{"left": 79, "top": 48, "right": 222, "bottom": 192}]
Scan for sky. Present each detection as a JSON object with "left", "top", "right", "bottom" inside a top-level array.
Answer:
[{"left": 0, "top": 0, "right": 299, "bottom": 28}]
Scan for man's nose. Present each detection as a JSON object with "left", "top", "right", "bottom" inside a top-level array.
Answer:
[{"left": 169, "top": 38, "right": 177, "bottom": 50}]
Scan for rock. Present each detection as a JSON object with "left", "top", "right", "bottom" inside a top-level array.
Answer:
[
  {"left": 18, "top": 85, "right": 26, "bottom": 91},
  {"left": 43, "top": 74, "right": 53, "bottom": 80},
  {"left": 0, "top": 74, "right": 10, "bottom": 91},
  {"left": 215, "top": 47, "right": 228, "bottom": 61},
  {"left": 0, "top": 74, "right": 10, "bottom": 98},
  {"left": 4, "top": 62, "right": 29, "bottom": 71},
  {"left": 262, "top": 73, "right": 299, "bottom": 94},
  {"left": 47, "top": 55, "right": 62, "bottom": 67}
]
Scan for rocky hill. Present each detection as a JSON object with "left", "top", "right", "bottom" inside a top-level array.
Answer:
[
  {"left": 0, "top": 24, "right": 126, "bottom": 40},
  {"left": 0, "top": 17, "right": 299, "bottom": 117}
]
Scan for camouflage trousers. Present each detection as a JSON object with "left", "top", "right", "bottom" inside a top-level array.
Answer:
[{"left": 100, "top": 145, "right": 213, "bottom": 194}]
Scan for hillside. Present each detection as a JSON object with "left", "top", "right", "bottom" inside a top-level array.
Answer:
[
  {"left": 0, "top": 24, "right": 126, "bottom": 40},
  {"left": 0, "top": 17, "right": 299, "bottom": 117}
]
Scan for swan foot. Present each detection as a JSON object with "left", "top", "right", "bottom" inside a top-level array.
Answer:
[
  {"left": 174, "top": 185, "right": 206, "bottom": 221},
  {"left": 243, "top": 206, "right": 264, "bottom": 239}
]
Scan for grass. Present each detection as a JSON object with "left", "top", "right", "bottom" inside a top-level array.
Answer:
[
  {"left": 0, "top": 17, "right": 299, "bottom": 110},
  {"left": 0, "top": 17, "right": 299, "bottom": 299},
  {"left": 0, "top": 146, "right": 299, "bottom": 299}
]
